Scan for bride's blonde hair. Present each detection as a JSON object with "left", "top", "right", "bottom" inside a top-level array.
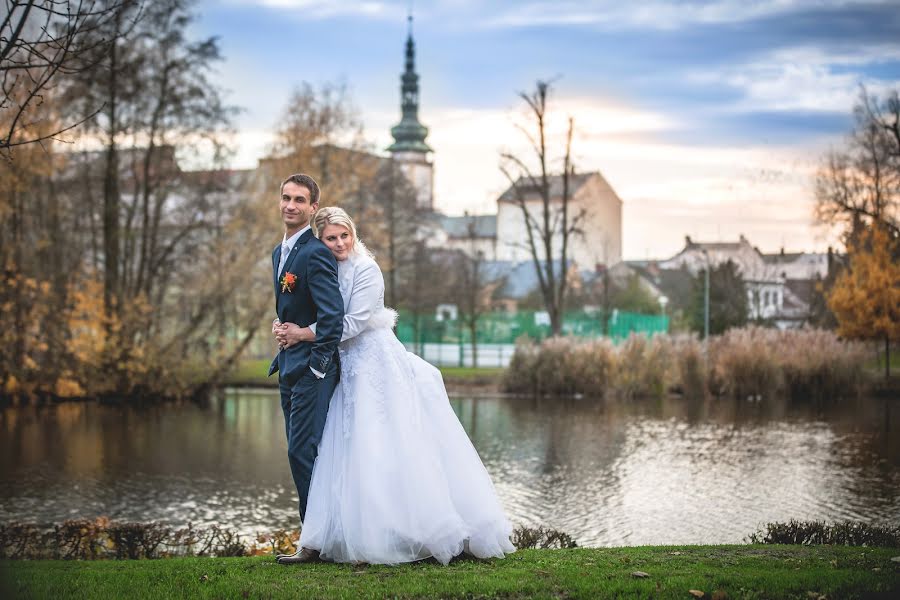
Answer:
[{"left": 312, "top": 206, "right": 373, "bottom": 258}]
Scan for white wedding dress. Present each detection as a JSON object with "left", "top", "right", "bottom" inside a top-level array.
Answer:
[{"left": 299, "top": 251, "right": 515, "bottom": 565}]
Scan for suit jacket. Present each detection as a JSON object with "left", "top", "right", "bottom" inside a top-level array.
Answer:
[{"left": 268, "top": 228, "right": 344, "bottom": 385}]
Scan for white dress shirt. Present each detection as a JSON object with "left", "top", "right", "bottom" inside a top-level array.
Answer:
[{"left": 278, "top": 225, "right": 309, "bottom": 275}]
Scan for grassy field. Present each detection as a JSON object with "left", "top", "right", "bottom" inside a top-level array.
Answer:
[
  {"left": 869, "top": 352, "right": 900, "bottom": 376},
  {"left": 3, "top": 546, "right": 899, "bottom": 599},
  {"left": 224, "top": 359, "right": 504, "bottom": 389},
  {"left": 224, "top": 358, "right": 274, "bottom": 386}
]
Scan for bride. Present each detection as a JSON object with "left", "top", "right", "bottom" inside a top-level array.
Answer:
[{"left": 277, "top": 206, "right": 515, "bottom": 565}]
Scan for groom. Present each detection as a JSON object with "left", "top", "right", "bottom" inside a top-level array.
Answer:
[{"left": 268, "top": 173, "right": 343, "bottom": 565}]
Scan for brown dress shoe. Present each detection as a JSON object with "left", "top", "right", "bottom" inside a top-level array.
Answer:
[
  {"left": 275, "top": 548, "right": 299, "bottom": 559},
  {"left": 276, "top": 547, "right": 320, "bottom": 565}
]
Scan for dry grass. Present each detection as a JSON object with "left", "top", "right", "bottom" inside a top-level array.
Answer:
[{"left": 505, "top": 327, "right": 869, "bottom": 401}]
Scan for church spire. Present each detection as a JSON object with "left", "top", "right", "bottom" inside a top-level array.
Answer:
[{"left": 388, "top": 13, "right": 431, "bottom": 154}]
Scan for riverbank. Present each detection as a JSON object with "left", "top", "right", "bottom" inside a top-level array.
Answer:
[
  {"left": 225, "top": 360, "right": 504, "bottom": 393},
  {"left": 3, "top": 546, "right": 898, "bottom": 599}
]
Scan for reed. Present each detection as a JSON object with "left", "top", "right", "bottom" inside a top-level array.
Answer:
[
  {"left": 709, "top": 327, "right": 868, "bottom": 401},
  {"left": 504, "top": 327, "right": 870, "bottom": 401},
  {"left": 612, "top": 334, "right": 675, "bottom": 399}
]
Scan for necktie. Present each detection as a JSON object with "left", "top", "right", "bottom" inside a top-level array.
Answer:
[{"left": 278, "top": 241, "right": 290, "bottom": 275}]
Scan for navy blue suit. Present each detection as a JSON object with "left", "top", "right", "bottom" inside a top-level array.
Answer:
[{"left": 269, "top": 228, "right": 343, "bottom": 522}]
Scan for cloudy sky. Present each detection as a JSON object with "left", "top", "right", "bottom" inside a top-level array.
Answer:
[{"left": 194, "top": 0, "right": 900, "bottom": 259}]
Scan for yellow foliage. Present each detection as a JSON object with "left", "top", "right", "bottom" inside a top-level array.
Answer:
[
  {"left": 828, "top": 224, "right": 900, "bottom": 342},
  {"left": 55, "top": 377, "right": 86, "bottom": 398},
  {"left": 67, "top": 277, "right": 110, "bottom": 365}
]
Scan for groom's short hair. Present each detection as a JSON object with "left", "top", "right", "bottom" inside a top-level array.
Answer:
[{"left": 280, "top": 173, "right": 320, "bottom": 205}]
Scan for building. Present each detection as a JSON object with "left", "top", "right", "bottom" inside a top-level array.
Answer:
[
  {"left": 386, "top": 16, "right": 434, "bottom": 211},
  {"left": 430, "top": 213, "right": 499, "bottom": 260},
  {"left": 494, "top": 172, "right": 623, "bottom": 268},
  {"left": 648, "top": 235, "right": 828, "bottom": 328},
  {"left": 376, "top": 18, "right": 623, "bottom": 274}
]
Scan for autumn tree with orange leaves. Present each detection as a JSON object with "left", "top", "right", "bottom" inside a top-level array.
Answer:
[{"left": 828, "top": 224, "right": 900, "bottom": 377}]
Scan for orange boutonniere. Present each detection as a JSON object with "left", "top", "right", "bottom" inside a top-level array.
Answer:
[{"left": 280, "top": 272, "right": 298, "bottom": 293}]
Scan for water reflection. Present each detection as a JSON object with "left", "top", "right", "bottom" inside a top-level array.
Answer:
[{"left": 1, "top": 390, "right": 897, "bottom": 546}]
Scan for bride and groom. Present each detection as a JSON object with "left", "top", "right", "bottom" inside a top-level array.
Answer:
[{"left": 268, "top": 173, "right": 515, "bottom": 565}]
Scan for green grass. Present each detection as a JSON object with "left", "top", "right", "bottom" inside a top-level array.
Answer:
[
  {"left": 3, "top": 546, "right": 899, "bottom": 599},
  {"left": 224, "top": 359, "right": 273, "bottom": 386},
  {"left": 868, "top": 353, "right": 900, "bottom": 376},
  {"left": 437, "top": 367, "right": 505, "bottom": 387},
  {"left": 224, "top": 360, "right": 504, "bottom": 388}
]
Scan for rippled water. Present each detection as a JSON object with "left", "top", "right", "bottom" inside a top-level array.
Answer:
[{"left": 1, "top": 390, "right": 897, "bottom": 546}]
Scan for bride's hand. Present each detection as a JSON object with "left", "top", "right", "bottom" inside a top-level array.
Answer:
[{"left": 275, "top": 322, "right": 315, "bottom": 347}]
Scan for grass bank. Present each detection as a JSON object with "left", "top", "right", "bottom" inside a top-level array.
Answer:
[
  {"left": 224, "top": 360, "right": 503, "bottom": 392},
  {"left": 3, "top": 546, "right": 899, "bottom": 599}
]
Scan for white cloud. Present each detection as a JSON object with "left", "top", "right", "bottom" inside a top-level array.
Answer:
[
  {"left": 481, "top": 0, "right": 875, "bottom": 31},
  {"left": 686, "top": 45, "right": 900, "bottom": 113},
  {"left": 412, "top": 99, "right": 834, "bottom": 258},
  {"left": 222, "top": 0, "right": 399, "bottom": 20},
  {"left": 229, "top": 128, "right": 278, "bottom": 169}
]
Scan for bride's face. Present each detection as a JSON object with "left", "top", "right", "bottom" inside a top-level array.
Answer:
[{"left": 320, "top": 223, "right": 354, "bottom": 261}]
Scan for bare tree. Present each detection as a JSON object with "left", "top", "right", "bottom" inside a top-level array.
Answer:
[
  {"left": 372, "top": 158, "right": 422, "bottom": 308},
  {"left": 500, "top": 80, "right": 586, "bottom": 335},
  {"left": 452, "top": 216, "right": 503, "bottom": 367},
  {"left": 0, "top": 0, "right": 132, "bottom": 156},
  {"left": 61, "top": 0, "right": 236, "bottom": 314},
  {"left": 401, "top": 239, "right": 447, "bottom": 355},
  {"left": 267, "top": 81, "right": 379, "bottom": 204},
  {"left": 815, "top": 87, "right": 900, "bottom": 241}
]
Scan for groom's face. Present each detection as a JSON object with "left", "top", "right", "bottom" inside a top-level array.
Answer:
[{"left": 280, "top": 181, "right": 318, "bottom": 230}]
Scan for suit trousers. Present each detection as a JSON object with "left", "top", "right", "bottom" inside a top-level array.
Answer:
[{"left": 279, "top": 366, "right": 338, "bottom": 523}]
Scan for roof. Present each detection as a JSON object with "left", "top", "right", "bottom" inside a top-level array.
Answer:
[
  {"left": 497, "top": 172, "right": 601, "bottom": 203},
  {"left": 439, "top": 214, "right": 497, "bottom": 238},
  {"left": 180, "top": 168, "right": 255, "bottom": 191},
  {"left": 624, "top": 262, "right": 695, "bottom": 310},
  {"left": 762, "top": 252, "right": 806, "bottom": 263},
  {"left": 784, "top": 279, "right": 816, "bottom": 306},
  {"left": 477, "top": 259, "right": 580, "bottom": 300},
  {"left": 681, "top": 234, "right": 756, "bottom": 253}
]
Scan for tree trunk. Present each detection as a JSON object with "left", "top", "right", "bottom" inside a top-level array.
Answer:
[
  {"left": 10, "top": 191, "right": 25, "bottom": 369},
  {"left": 102, "top": 34, "right": 121, "bottom": 313},
  {"left": 886, "top": 335, "right": 891, "bottom": 378},
  {"left": 469, "top": 320, "right": 478, "bottom": 368},
  {"left": 550, "top": 306, "right": 562, "bottom": 337}
]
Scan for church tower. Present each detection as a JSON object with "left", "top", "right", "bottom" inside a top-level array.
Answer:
[{"left": 387, "top": 15, "right": 434, "bottom": 211}]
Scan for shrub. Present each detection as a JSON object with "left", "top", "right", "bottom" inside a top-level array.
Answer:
[
  {"left": 511, "top": 525, "right": 577, "bottom": 549},
  {"left": 0, "top": 520, "right": 572, "bottom": 559},
  {"left": 0, "top": 519, "right": 247, "bottom": 560},
  {"left": 746, "top": 519, "right": 900, "bottom": 547}
]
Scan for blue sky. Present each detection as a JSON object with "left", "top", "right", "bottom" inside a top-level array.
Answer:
[{"left": 193, "top": 0, "right": 900, "bottom": 259}]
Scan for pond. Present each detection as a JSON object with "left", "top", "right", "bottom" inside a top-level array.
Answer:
[{"left": 1, "top": 390, "right": 897, "bottom": 547}]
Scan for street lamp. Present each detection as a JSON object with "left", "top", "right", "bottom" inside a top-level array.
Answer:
[{"left": 658, "top": 295, "right": 669, "bottom": 333}]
